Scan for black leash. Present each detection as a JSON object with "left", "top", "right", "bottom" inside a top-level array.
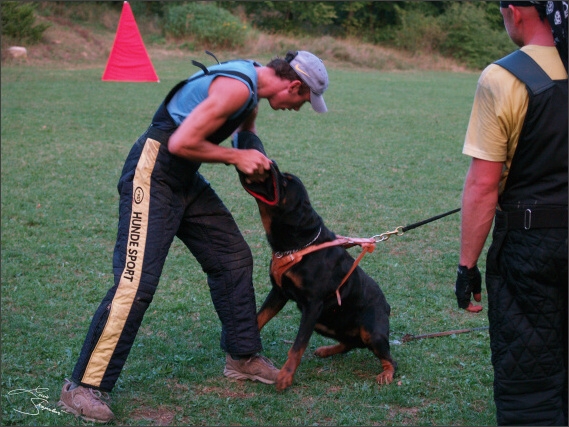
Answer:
[
  {"left": 402, "top": 207, "right": 461, "bottom": 232},
  {"left": 373, "top": 208, "right": 461, "bottom": 242}
]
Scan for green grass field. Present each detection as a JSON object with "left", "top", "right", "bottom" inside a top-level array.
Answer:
[{"left": 1, "top": 58, "right": 495, "bottom": 425}]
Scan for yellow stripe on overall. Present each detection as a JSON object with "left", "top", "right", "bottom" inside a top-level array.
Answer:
[{"left": 82, "top": 138, "right": 160, "bottom": 386}]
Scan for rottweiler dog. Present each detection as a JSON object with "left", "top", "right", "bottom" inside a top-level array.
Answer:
[{"left": 233, "top": 131, "right": 397, "bottom": 391}]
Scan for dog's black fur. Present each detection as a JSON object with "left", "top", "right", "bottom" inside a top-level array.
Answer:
[{"left": 234, "top": 131, "right": 397, "bottom": 391}]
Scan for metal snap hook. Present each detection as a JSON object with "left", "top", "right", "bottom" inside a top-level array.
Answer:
[{"left": 372, "top": 226, "right": 404, "bottom": 242}]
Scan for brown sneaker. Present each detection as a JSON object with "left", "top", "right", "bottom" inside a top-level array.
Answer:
[
  {"left": 57, "top": 379, "right": 114, "bottom": 423},
  {"left": 223, "top": 354, "right": 280, "bottom": 384}
]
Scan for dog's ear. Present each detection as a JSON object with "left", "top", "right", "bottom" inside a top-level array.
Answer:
[{"left": 232, "top": 131, "right": 283, "bottom": 205}]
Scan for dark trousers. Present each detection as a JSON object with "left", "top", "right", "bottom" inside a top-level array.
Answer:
[
  {"left": 486, "top": 223, "right": 568, "bottom": 426},
  {"left": 71, "top": 131, "right": 262, "bottom": 391}
]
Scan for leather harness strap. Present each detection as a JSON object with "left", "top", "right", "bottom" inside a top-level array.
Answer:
[
  {"left": 270, "top": 236, "right": 376, "bottom": 306},
  {"left": 334, "top": 241, "right": 375, "bottom": 306}
]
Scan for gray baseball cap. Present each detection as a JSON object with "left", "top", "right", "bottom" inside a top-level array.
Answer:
[{"left": 289, "top": 51, "right": 329, "bottom": 113}]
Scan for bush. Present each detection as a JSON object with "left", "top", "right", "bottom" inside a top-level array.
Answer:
[
  {"left": 382, "top": 2, "right": 516, "bottom": 69},
  {"left": 437, "top": 2, "right": 515, "bottom": 69},
  {"left": 1, "top": 2, "right": 50, "bottom": 44},
  {"left": 162, "top": 2, "right": 248, "bottom": 50},
  {"left": 237, "top": 2, "right": 336, "bottom": 35},
  {"left": 389, "top": 5, "right": 446, "bottom": 54}
]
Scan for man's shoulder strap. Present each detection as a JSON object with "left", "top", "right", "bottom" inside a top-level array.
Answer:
[
  {"left": 191, "top": 59, "right": 255, "bottom": 89},
  {"left": 163, "top": 61, "right": 255, "bottom": 106},
  {"left": 495, "top": 50, "right": 555, "bottom": 95}
]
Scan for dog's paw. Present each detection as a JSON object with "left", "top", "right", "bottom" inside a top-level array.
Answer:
[
  {"left": 376, "top": 371, "right": 394, "bottom": 385},
  {"left": 376, "top": 360, "right": 396, "bottom": 385},
  {"left": 276, "top": 370, "right": 294, "bottom": 391}
]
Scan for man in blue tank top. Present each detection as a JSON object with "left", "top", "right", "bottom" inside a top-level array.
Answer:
[{"left": 58, "top": 50, "right": 329, "bottom": 423}]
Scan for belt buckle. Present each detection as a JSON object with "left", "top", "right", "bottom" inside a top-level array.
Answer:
[{"left": 524, "top": 209, "right": 532, "bottom": 230}]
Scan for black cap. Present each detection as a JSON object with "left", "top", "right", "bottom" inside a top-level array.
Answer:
[{"left": 500, "top": 1, "right": 546, "bottom": 7}]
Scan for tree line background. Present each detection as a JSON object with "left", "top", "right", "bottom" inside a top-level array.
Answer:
[{"left": 3, "top": 1, "right": 516, "bottom": 69}]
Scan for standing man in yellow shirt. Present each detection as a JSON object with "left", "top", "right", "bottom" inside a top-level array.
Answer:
[{"left": 454, "top": 1, "right": 567, "bottom": 425}]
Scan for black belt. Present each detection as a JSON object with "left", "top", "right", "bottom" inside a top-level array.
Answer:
[{"left": 495, "top": 208, "right": 568, "bottom": 230}]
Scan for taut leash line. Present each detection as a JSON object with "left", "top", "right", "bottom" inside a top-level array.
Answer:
[
  {"left": 402, "top": 207, "right": 461, "bottom": 232},
  {"left": 373, "top": 208, "right": 461, "bottom": 242}
]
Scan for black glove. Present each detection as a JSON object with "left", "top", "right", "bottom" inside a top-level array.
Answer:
[{"left": 455, "top": 264, "right": 482, "bottom": 310}]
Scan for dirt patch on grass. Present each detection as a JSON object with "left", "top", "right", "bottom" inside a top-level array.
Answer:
[
  {"left": 197, "top": 385, "right": 257, "bottom": 399},
  {"left": 385, "top": 405, "right": 421, "bottom": 425},
  {"left": 130, "top": 406, "right": 178, "bottom": 426}
]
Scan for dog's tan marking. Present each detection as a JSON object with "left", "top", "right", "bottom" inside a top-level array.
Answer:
[
  {"left": 360, "top": 327, "right": 372, "bottom": 345},
  {"left": 314, "top": 343, "right": 346, "bottom": 358},
  {"left": 314, "top": 323, "right": 336, "bottom": 336},
  {"left": 257, "top": 205, "right": 273, "bottom": 234},
  {"left": 257, "top": 307, "right": 278, "bottom": 331},
  {"left": 283, "top": 270, "right": 304, "bottom": 289}
]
